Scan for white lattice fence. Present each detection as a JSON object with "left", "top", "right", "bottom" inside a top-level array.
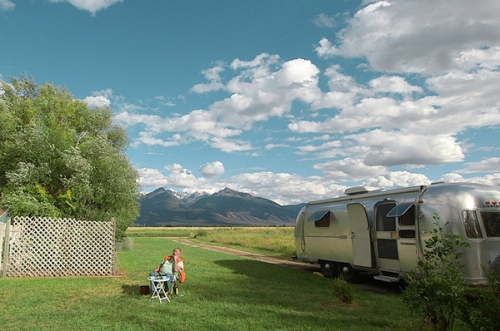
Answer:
[{"left": 6, "top": 216, "right": 115, "bottom": 278}]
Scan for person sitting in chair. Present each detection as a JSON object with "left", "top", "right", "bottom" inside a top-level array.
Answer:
[{"left": 149, "top": 247, "right": 184, "bottom": 294}]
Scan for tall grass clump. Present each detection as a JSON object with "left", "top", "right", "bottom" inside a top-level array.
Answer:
[
  {"left": 193, "top": 229, "right": 208, "bottom": 237},
  {"left": 122, "top": 237, "right": 135, "bottom": 251},
  {"left": 331, "top": 278, "right": 354, "bottom": 304}
]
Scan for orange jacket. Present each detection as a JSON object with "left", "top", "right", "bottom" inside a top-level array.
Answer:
[{"left": 162, "top": 255, "right": 186, "bottom": 283}]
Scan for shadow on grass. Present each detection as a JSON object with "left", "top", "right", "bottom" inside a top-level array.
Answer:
[
  {"left": 212, "top": 259, "right": 332, "bottom": 306},
  {"left": 191, "top": 260, "right": 369, "bottom": 329},
  {"left": 215, "top": 259, "right": 403, "bottom": 296},
  {"left": 204, "top": 259, "right": 411, "bottom": 329},
  {"left": 216, "top": 259, "right": 287, "bottom": 278},
  {"left": 122, "top": 284, "right": 150, "bottom": 297}
]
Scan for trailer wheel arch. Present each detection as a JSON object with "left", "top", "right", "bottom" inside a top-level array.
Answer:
[
  {"left": 337, "top": 263, "right": 359, "bottom": 283},
  {"left": 320, "top": 260, "right": 338, "bottom": 278}
]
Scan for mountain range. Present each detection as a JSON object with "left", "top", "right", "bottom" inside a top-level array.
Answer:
[{"left": 134, "top": 187, "right": 305, "bottom": 226}]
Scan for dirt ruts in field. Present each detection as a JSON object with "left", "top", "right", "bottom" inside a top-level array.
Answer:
[{"left": 169, "top": 237, "right": 316, "bottom": 270}]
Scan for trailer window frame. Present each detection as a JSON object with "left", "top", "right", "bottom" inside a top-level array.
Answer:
[
  {"left": 387, "top": 202, "right": 416, "bottom": 227},
  {"left": 399, "top": 229, "right": 416, "bottom": 238},
  {"left": 307, "top": 210, "right": 330, "bottom": 228},
  {"left": 387, "top": 202, "right": 413, "bottom": 218},
  {"left": 479, "top": 211, "right": 500, "bottom": 238},
  {"left": 376, "top": 202, "right": 397, "bottom": 231},
  {"left": 461, "top": 210, "right": 483, "bottom": 239}
]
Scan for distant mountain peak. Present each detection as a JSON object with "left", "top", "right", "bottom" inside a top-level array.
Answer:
[
  {"left": 214, "top": 187, "right": 241, "bottom": 196},
  {"left": 147, "top": 187, "right": 167, "bottom": 197},
  {"left": 181, "top": 191, "right": 210, "bottom": 206},
  {"left": 136, "top": 187, "right": 303, "bottom": 227}
]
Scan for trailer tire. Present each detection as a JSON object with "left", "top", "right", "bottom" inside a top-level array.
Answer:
[
  {"left": 320, "top": 261, "right": 337, "bottom": 278},
  {"left": 337, "top": 263, "right": 358, "bottom": 283}
]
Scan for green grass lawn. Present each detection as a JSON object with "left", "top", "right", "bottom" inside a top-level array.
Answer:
[{"left": 0, "top": 236, "right": 442, "bottom": 331}]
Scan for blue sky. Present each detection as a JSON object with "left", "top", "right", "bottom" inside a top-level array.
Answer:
[{"left": 1, "top": 0, "right": 499, "bottom": 205}]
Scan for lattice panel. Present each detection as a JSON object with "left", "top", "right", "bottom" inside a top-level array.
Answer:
[{"left": 7, "top": 216, "right": 115, "bottom": 278}]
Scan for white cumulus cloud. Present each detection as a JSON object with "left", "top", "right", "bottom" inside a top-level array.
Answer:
[
  {"left": 191, "top": 66, "right": 225, "bottom": 93},
  {"left": 313, "top": 13, "right": 336, "bottom": 28},
  {"left": 83, "top": 95, "right": 110, "bottom": 108},
  {"left": 0, "top": 0, "right": 14, "bottom": 11},
  {"left": 199, "top": 161, "right": 226, "bottom": 178},
  {"left": 49, "top": 0, "right": 123, "bottom": 15},
  {"left": 315, "top": 0, "right": 500, "bottom": 75},
  {"left": 457, "top": 157, "right": 500, "bottom": 174}
]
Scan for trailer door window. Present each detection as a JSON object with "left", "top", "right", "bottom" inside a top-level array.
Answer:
[
  {"left": 480, "top": 211, "right": 500, "bottom": 237},
  {"left": 387, "top": 203, "right": 415, "bottom": 226},
  {"left": 376, "top": 203, "right": 396, "bottom": 231},
  {"left": 307, "top": 210, "right": 330, "bottom": 228},
  {"left": 461, "top": 210, "right": 483, "bottom": 238},
  {"left": 399, "top": 230, "right": 416, "bottom": 238}
]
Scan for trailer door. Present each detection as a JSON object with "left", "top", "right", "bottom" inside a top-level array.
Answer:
[
  {"left": 375, "top": 202, "right": 400, "bottom": 271},
  {"left": 387, "top": 203, "right": 418, "bottom": 272},
  {"left": 347, "top": 203, "right": 372, "bottom": 268}
]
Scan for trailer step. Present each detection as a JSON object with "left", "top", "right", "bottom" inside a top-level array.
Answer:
[{"left": 373, "top": 273, "right": 400, "bottom": 283}]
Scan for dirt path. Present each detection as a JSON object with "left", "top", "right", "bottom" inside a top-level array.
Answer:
[{"left": 171, "top": 237, "right": 318, "bottom": 271}]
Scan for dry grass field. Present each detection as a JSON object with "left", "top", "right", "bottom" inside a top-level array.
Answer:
[{"left": 126, "top": 226, "right": 296, "bottom": 258}]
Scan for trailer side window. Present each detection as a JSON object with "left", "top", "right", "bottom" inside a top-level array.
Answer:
[
  {"left": 307, "top": 210, "right": 330, "bottom": 228},
  {"left": 387, "top": 203, "right": 415, "bottom": 226},
  {"left": 461, "top": 210, "right": 483, "bottom": 238},
  {"left": 376, "top": 203, "right": 396, "bottom": 231},
  {"left": 399, "top": 208, "right": 415, "bottom": 226},
  {"left": 399, "top": 230, "right": 416, "bottom": 238},
  {"left": 480, "top": 212, "right": 500, "bottom": 237}
]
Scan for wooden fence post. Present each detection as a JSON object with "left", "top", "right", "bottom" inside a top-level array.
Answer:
[{"left": 1, "top": 215, "right": 11, "bottom": 278}]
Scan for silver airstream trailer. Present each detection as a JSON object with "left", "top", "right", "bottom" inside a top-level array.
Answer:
[{"left": 294, "top": 182, "right": 500, "bottom": 285}]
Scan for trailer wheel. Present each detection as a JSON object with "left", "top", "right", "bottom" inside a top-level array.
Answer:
[
  {"left": 337, "top": 263, "right": 358, "bottom": 283},
  {"left": 320, "top": 261, "right": 337, "bottom": 278}
]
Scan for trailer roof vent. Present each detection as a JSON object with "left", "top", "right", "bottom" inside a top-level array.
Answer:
[{"left": 345, "top": 186, "right": 378, "bottom": 196}]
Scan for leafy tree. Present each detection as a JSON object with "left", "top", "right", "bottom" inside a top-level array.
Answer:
[{"left": 0, "top": 74, "right": 139, "bottom": 240}]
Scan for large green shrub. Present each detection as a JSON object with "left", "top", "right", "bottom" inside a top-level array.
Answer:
[
  {"left": 403, "top": 214, "right": 469, "bottom": 331},
  {"left": 0, "top": 75, "right": 140, "bottom": 240}
]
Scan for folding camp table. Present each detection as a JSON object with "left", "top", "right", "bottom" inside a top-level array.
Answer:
[{"left": 148, "top": 276, "right": 171, "bottom": 303}]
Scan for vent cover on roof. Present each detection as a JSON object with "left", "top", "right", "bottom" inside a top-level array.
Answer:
[{"left": 345, "top": 186, "right": 378, "bottom": 196}]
